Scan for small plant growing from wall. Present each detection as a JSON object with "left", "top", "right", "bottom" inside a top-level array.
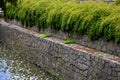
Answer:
[
  {"left": 64, "top": 39, "right": 76, "bottom": 44},
  {"left": 97, "top": 54, "right": 103, "bottom": 58},
  {"left": 39, "top": 33, "right": 52, "bottom": 38}
]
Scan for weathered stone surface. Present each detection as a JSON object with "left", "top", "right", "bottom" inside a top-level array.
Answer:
[{"left": 0, "top": 20, "right": 120, "bottom": 80}]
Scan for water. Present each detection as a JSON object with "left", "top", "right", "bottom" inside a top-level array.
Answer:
[{"left": 0, "top": 45, "right": 55, "bottom": 80}]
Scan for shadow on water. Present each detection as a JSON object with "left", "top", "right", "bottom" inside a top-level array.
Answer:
[{"left": 0, "top": 45, "right": 55, "bottom": 80}]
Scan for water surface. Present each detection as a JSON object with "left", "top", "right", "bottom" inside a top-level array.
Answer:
[{"left": 0, "top": 45, "right": 54, "bottom": 80}]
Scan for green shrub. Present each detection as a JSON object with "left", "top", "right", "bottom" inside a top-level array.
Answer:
[
  {"left": 5, "top": 0, "right": 120, "bottom": 43},
  {"left": 115, "top": 0, "right": 120, "bottom": 5}
]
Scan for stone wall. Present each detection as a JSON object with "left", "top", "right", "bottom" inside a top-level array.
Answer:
[
  {"left": 0, "top": 20, "right": 120, "bottom": 80},
  {"left": 40, "top": 28, "right": 120, "bottom": 57},
  {"left": 7, "top": 19, "right": 120, "bottom": 57}
]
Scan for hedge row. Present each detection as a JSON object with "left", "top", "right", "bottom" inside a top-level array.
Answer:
[{"left": 5, "top": 0, "right": 120, "bottom": 43}]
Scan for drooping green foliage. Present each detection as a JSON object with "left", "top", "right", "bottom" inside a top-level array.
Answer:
[
  {"left": 5, "top": 0, "right": 120, "bottom": 43},
  {"left": 115, "top": 0, "right": 120, "bottom": 5},
  {"left": 0, "top": 0, "right": 18, "bottom": 10}
]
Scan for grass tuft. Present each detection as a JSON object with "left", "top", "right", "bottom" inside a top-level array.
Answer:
[
  {"left": 97, "top": 54, "right": 103, "bottom": 58},
  {"left": 39, "top": 33, "right": 52, "bottom": 38},
  {"left": 64, "top": 39, "right": 76, "bottom": 44}
]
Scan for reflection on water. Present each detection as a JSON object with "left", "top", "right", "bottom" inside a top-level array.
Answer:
[{"left": 0, "top": 45, "right": 54, "bottom": 80}]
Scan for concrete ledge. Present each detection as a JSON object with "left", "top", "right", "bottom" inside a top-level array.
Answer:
[{"left": 0, "top": 20, "right": 120, "bottom": 80}]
